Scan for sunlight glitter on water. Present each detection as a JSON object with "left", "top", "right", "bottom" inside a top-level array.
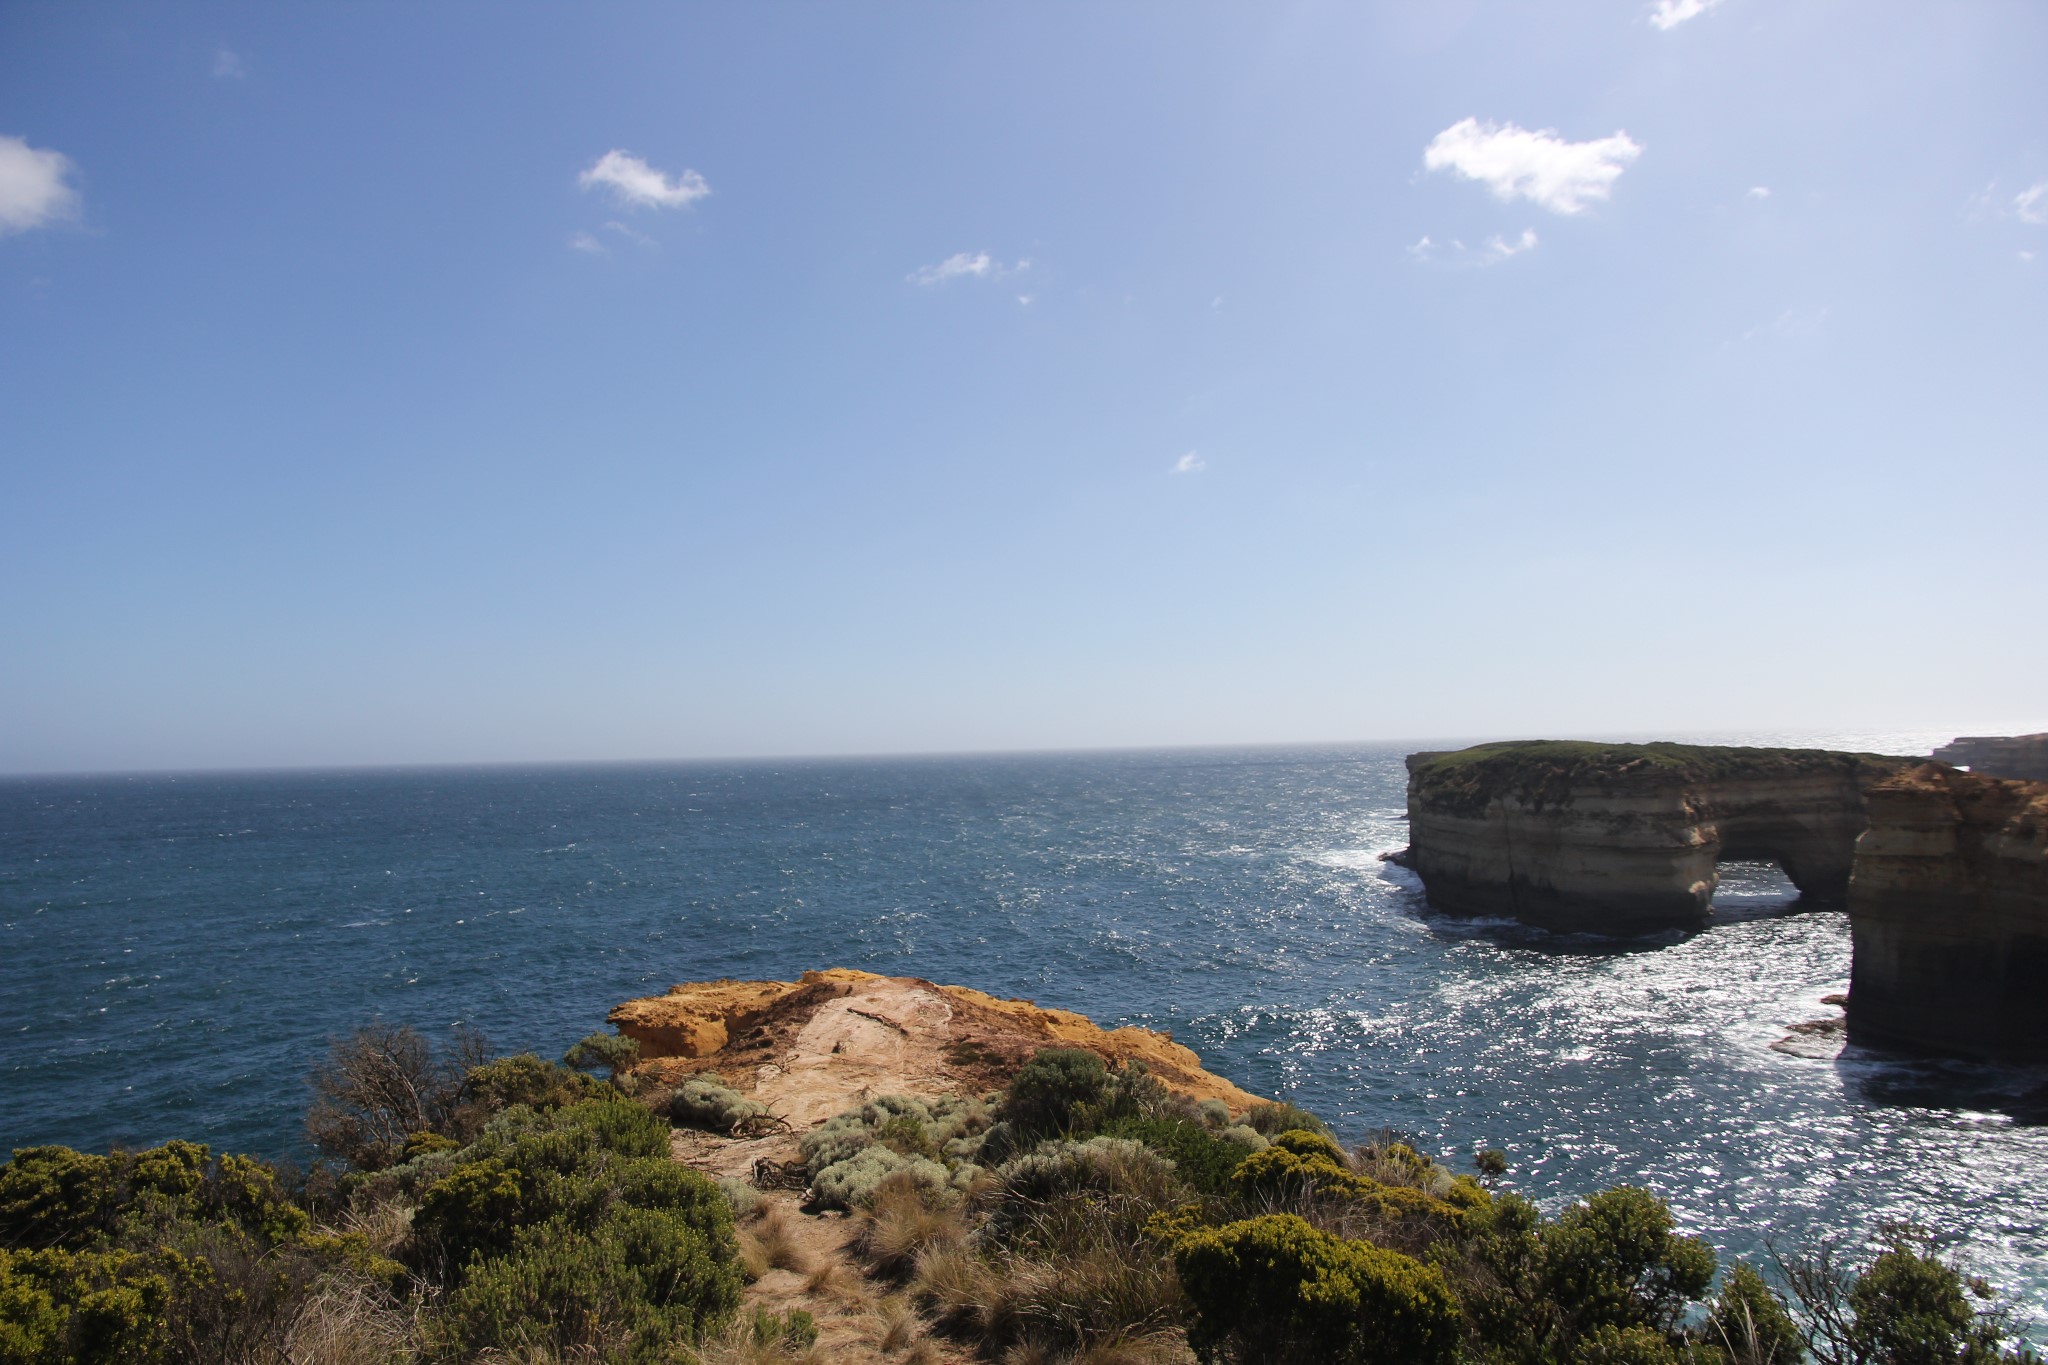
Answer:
[{"left": 2, "top": 732, "right": 2044, "bottom": 1328}]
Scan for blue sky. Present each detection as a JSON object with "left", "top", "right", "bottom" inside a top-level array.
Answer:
[{"left": 3, "top": 2, "right": 2044, "bottom": 773}]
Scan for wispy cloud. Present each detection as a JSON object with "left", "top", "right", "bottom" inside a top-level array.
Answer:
[
  {"left": 1747, "top": 185, "right": 1771, "bottom": 200},
  {"left": 1173, "top": 451, "right": 1206, "bottom": 474},
  {"left": 2017, "top": 182, "right": 2048, "bottom": 227},
  {"left": 1423, "top": 119, "right": 1641, "bottom": 215},
  {"left": 907, "top": 251, "right": 1028, "bottom": 286},
  {"left": 578, "top": 150, "right": 709, "bottom": 210},
  {"left": 212, "top": 48, "right": 246, "bottom": 79},
  {"left": 567, "top": 231, "right": 604, "bottom": 255},
  {"left": 1740, "top": 304, "right": 1829, "bottom": 343},
  {"left": 1408, "top": 228, "right": 1539, "bottom": 267},
  {"left": 0, "top": 135, "right": 80, "bottom": 235},
  {"left": 1649, "top": 0, "right": 1725, "bottom": 30},
  {"left": 603, "top": 220, "right": 657, "bottom": 248}
]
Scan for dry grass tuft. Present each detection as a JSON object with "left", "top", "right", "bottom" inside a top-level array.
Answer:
[
  {"left": 342, "top": 1195, "right": 417, "bottom": 1260},
  {"left": 877, "top": 1297, "right": 923, "bottom": 1353},
  {"left": 693, "top": 1314, "right": 826, "bottom": 1365},
  {"left": 738, "top": 1206, "right": 810, "bottom": 1277},
  {"left": 283, "top": 1274, "right": 419, "bottom": 1364},
  {"left": 801, "top": 1257, "right": 861, "bottom": 1303},
  {"left": 855, "top": 1173, "right": 968, "bottom": 1280}
]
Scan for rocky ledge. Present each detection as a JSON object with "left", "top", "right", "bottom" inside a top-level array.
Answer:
[
  {"left": 1847, "top": 765, "right": 2048, "bottom": 1062},
  {"left": 1399, "top": 740, "right": 1910, "bottom": 934},
  {"left": 610, "top": 968, "right": 1260, "bottom": 1129}
]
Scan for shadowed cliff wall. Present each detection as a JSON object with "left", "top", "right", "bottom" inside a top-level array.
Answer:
[
  {"left": 1402, "top": 742, "right": 1905, "bottom": 935},
  {"left": 1930, "top": 733, "right": 2048, "bottom": 782},
  {"left": 1847, "top": 765, "right": 2048, "bottom": 1062}
]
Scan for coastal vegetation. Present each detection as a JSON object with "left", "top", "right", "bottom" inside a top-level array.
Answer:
[
  {"left": 1405, "top": 741, "right": 1907, "bottom": 818},
  {"left": 0, "top": 1024, "right": 2038, "bottom": 1363}
]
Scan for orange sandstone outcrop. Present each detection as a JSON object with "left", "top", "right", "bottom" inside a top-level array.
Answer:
[
  {"left": 1847, "top": 765, "right": 2048, "bottom": 1062},
  {"left": 610, "top": 969, "right": 1261, "bottom": 1128}
]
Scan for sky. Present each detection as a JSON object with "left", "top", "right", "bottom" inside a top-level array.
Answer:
[{"left": 2, "top": 1, "right": 2044, "bottom": 775}]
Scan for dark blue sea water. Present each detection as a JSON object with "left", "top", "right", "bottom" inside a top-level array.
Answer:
[{"left": 4, "top": 736, "right": 2044, "bottom": 1327}]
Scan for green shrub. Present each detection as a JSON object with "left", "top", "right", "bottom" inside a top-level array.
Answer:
[
  {"left": 563, "top": 1030, "right": 642, "bottom": 1080},
  {"left": 462, "top": 1052, "right": 598, "bottom": 1119},
  {"left": 671, "top": 1078, "right": 769, "bottom": 1134},
  {"left": 999, "top": 1048, "right": 1114, "bottom": 1141},
  {"left": 982, "top": 1137, "right": 1181, "bottom": 1257},
  {"left": 0, "top": 1147, "right": 116, "bottom": 1251},
  {"left": 798, "top": 1094, "right": 990, "bottom": 1200},
  {"left": 1199, "top": 1099, "right": 1232, "bottom": 1129},
  {"left": 413, "top": 1098, "right": 731, "bottom": 1275},
  {"left": 442, "top": 1204, "right": 741, "bottom": 1361},
  {"left": 1219, "top": 1123, "right": 1268, "bottom": 1151},
  {"left": 810, "top": 1147, "right": 951, "bottom": 1211},
  {"left": 1104, "top": 1116, "right": 1249, "bottom": 1198},
  {"left": 1696, "top": 1262, "right": 1801, "bottom": 1365},
  {"left": 1165, "top": 1212, "right": 1461, "bottom": 1365},
  {"left": 1242, "top": 1101, "right": 1333, "bottom": 1140},
  {"left": 1462, "top": 1187, "right": 1716, "bottom": 1363},
  {"left": 1572, "top": 1322, "right": 1687, "bottom": 1364}
]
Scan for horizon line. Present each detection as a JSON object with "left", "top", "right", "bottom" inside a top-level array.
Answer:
[{"left": 0, "top": 722, "right": 2002, "bottom": 783}]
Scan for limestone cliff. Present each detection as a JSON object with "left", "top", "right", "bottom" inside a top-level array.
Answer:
[
  {"left": 1931, "top": 733, "right": 2048, "bottom": 782},
  {"left": 610, "top": 968, "right": 1260, "bottom": 1127},
  {"left": 1401, "top": 741, "right": 1908, "bottom": 934},
  {"left": 1846, "top": 765, "right": 2048, "bottom": 1062}
]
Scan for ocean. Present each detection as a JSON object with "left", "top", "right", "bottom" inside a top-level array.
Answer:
[{"left": 3, "top": 732, "right": 2044, "bottom": 1326}]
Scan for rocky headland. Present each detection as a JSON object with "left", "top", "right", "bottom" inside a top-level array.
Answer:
[
  {"left": 1931, "top": 732, "right": 2048, "bottom": 782},
  {"left": 1847, "top": 764, "right": 2048, "bottom": 1062},
  {"left": 1398, "top": 741, "right": 1908, "bottom": 934},
  {"left": 611, "top": 968, "right": 1261, "bottom": 1129}
]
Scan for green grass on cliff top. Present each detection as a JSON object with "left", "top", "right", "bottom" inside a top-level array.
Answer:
[{"left": 1409, "top": 740, "right": 1912, "bottom": 803}]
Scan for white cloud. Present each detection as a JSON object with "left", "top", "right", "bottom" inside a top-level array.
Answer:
[
  {"left": 1649, "top": 0, "right": 1725, "bottom": 30},
  {"left": 603, "top": 220, "right": 656, "bottom": 248},
  {"left": 2021, "top": 250, "right": 2037, "bottom": 265},
  {"left": 1748, "top": 185, "right": 1771, "bottom": 199},
  {"left": 912, "top": 251, "right": 990, "bottom": 284},
  {"left": 1423, "top": 118, "right": 1641, "bottom": 215},
  {"left": 0, "top": 135, "right": 80, "bottom": 235},
  {"left": 1173, "top": 451, "right": 1206, "bottom": 474},
  {"left": 1016, "top": 293, "right": 1034, "bottom": 306},
  {"left": 2016, "top": 183, "right": 2048, "bottom": 227},
  {"left": 567, "top": 231, "right": 604, "bottom": 254},
  {"left": 578, "top": 150, "right": 709, "bottom": 210},
  {"left": 1481, "top": 228, "right": 1538, "bottom": 262},
  {"left": 907, "top": 251, "right": 1027, "bottom": 285},
  {"left": 1408, "top": 228, "right": 1538, "bottom": 267},
  {"left": 212, "top": 48, "right": 246, "bottom": 79}
]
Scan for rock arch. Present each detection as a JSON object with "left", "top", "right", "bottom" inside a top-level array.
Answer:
[
  {"left": 1398, "top": 741, "right": 1899, "bottom": 936},
  {"left": 1397, "top": 742, "right": 2048, "bottom": 1062}
]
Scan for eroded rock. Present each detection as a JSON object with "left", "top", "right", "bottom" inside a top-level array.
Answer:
[
  {"left": 1847, "top": 765, "right": 2048, "bottom": 1062},
  {"left": 1400, "top": 741, "right": 1909, "bottom": 934}
]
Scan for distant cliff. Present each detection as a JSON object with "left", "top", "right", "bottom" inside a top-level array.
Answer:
[
  {"left": 1930, "top": 733, "right": 2048, "bottom": 782},
  {"left": 1847, "top": 764, "right": 2048, "bottom": 1062},
  {"left": 1401, "top": 741, "right": 1908, "bottom": 935}
]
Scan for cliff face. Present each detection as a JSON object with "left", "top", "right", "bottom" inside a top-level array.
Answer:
[
  {"left": 1931, "top": 733, "right": 2048, "bottom": 782},
  {"left": 1846, "top": 765, "right": 2048, "bottom": 1062},
  {"left": 1402, "top": 742, "right": 1905, "bottom": 934}
]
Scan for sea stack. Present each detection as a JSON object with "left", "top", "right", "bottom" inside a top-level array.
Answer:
[
  {"left": 1846, "top": 764, "right": 2048, "bottom": 1062},
  {"left": 1400, "top": 741, "right": 1907, "bottom": 935}
]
